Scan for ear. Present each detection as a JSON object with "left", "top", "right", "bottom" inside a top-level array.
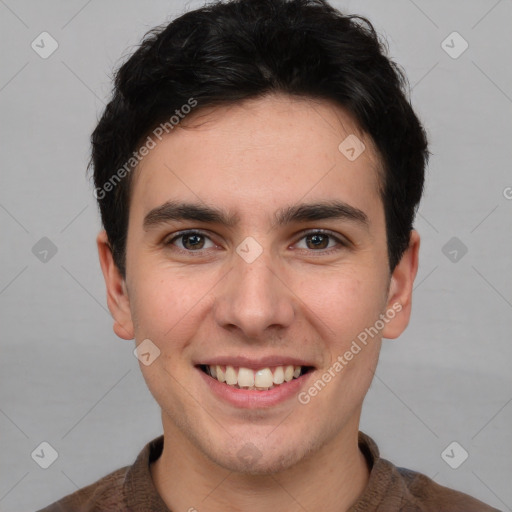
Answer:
[
  {"left": 381, "top": 229, "right": 420, "bottom": 339},
  {"left": 96, "top": 230, "right": 134, "bottom": 340}
]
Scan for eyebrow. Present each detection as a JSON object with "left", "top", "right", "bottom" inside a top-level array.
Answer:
[{"left": 143, "top": 199, "right": 369, "bottom": 231}]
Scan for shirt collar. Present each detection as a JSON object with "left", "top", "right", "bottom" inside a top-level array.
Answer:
[{"left": 124, "top": 434, "right": 170, "bottom": 511}]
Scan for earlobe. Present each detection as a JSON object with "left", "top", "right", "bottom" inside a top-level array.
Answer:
[
  {"left": 381, "top": 229, "right": 420, "bottom": 340},
  {"left": 96, "top": 230, "right": 134, "bottom": 340}
]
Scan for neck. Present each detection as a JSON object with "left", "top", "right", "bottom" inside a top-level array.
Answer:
[{"left": 151, "top": 413, "right": 370, "bottom": 512}]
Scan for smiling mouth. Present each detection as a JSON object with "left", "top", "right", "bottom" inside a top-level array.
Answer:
[{"left": 198, "top": 364, "right": 314, "bottom": 390}]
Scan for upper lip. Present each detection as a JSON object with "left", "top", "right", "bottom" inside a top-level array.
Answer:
[{"left": 195, "top": 356, "right": 315, "bottom": 370}]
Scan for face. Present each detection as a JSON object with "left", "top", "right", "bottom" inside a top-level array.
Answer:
[{"left": 98, "top": 93, "right": 418, "bottom": 474}]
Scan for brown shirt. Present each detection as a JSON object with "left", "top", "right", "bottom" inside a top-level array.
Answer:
[{"left": 36, "top": 432, "right": 500, "bottom": 511}]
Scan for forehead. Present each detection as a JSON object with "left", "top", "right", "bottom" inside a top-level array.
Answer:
[{"left": 129, "top": 94, "right": 384, "bottom": 226}]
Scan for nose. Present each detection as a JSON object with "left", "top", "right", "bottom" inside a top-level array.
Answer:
[{"left": 213, "top": 249, "right": 295, "bottom": 341}]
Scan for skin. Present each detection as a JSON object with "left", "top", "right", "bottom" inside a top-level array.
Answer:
[{"left": 97, "top": 93, "right": 420, "bottom": 511}]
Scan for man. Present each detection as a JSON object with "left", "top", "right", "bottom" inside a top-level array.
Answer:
[{"left": 38, "top": 0, "right": 500, "bottom": 510}]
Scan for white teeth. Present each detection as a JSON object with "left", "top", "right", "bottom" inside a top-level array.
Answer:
[
  {"left": 206, "top": 364, "right": 306, "bottom": 389},
  {"left": 216, "top": 365, "right": 225, "bottom": 383},
  {"left": 273, "top": 366, "right": 284, "bottom": 385},
  {"left": 225, "top": 365, "right": 237, "bottom": 385},
  {"left": 284, "top": 365, "right": 294, "bottom": 382},
  {"left": 238, "top": 367, "right": 255, "bottom": 388},
  {"left": 255, "top": 368, "right": 273, "bottom": 389}
]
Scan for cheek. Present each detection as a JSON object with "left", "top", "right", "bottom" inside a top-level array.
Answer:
[
  {"left": 129, "top": 271, "right": 207, "bottom": 404},
  {"left": 129, "top": 269, "right": 207, "bottom": 347},
  {"left": 300, "top": 270, "right": 386, "bottom": 341}
]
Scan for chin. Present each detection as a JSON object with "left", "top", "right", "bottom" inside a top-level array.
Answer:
[
  {"left": 213, "top": 446, "right": 306, "bottom": 475},
  {"left": 203, "top": 429, "right": 322, "bottom": 475}
]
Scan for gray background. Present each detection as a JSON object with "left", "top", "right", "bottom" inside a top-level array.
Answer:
[{"left": 1, "top": 0, "right": 511, "bottom": 510}]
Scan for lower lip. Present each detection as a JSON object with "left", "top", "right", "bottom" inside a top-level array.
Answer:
[{"left": 197, "top": 367, "right": 313, "bottom": 408}]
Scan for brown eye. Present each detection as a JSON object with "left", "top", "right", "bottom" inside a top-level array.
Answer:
[
  {"left": 181, "top": 233, "right": 205, "bottom": 250},
  {"left": 295, "top": 230, "right": 345, "bottom": 252},
  {"left": 305, "top": 233, "right": 330, "bottom": 250},
  {"left": 166, "top": 231, "right": 215, "bottom": 251}
]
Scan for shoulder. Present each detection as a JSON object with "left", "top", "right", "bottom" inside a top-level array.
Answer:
[
  {"left": 35, "top": 435, "right": 165, "bottom": 512},
  {"left": 35, "top": 465, "right": 130, "bottom": 512},
  {"left": 355, "top": 432, "right": 501, "bottom": 511},
  {"left": 394, "top": 463, "right": 501, "bottom": 511}
]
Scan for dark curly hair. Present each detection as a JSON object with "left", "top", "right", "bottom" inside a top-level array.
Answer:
[{"left": 90, "top": 0, "right": 429, "bottom": 278}]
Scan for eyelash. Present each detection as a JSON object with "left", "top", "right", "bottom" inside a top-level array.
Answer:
[{"left": 164, "top": 229, "right": 348, "bottom": 256}]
